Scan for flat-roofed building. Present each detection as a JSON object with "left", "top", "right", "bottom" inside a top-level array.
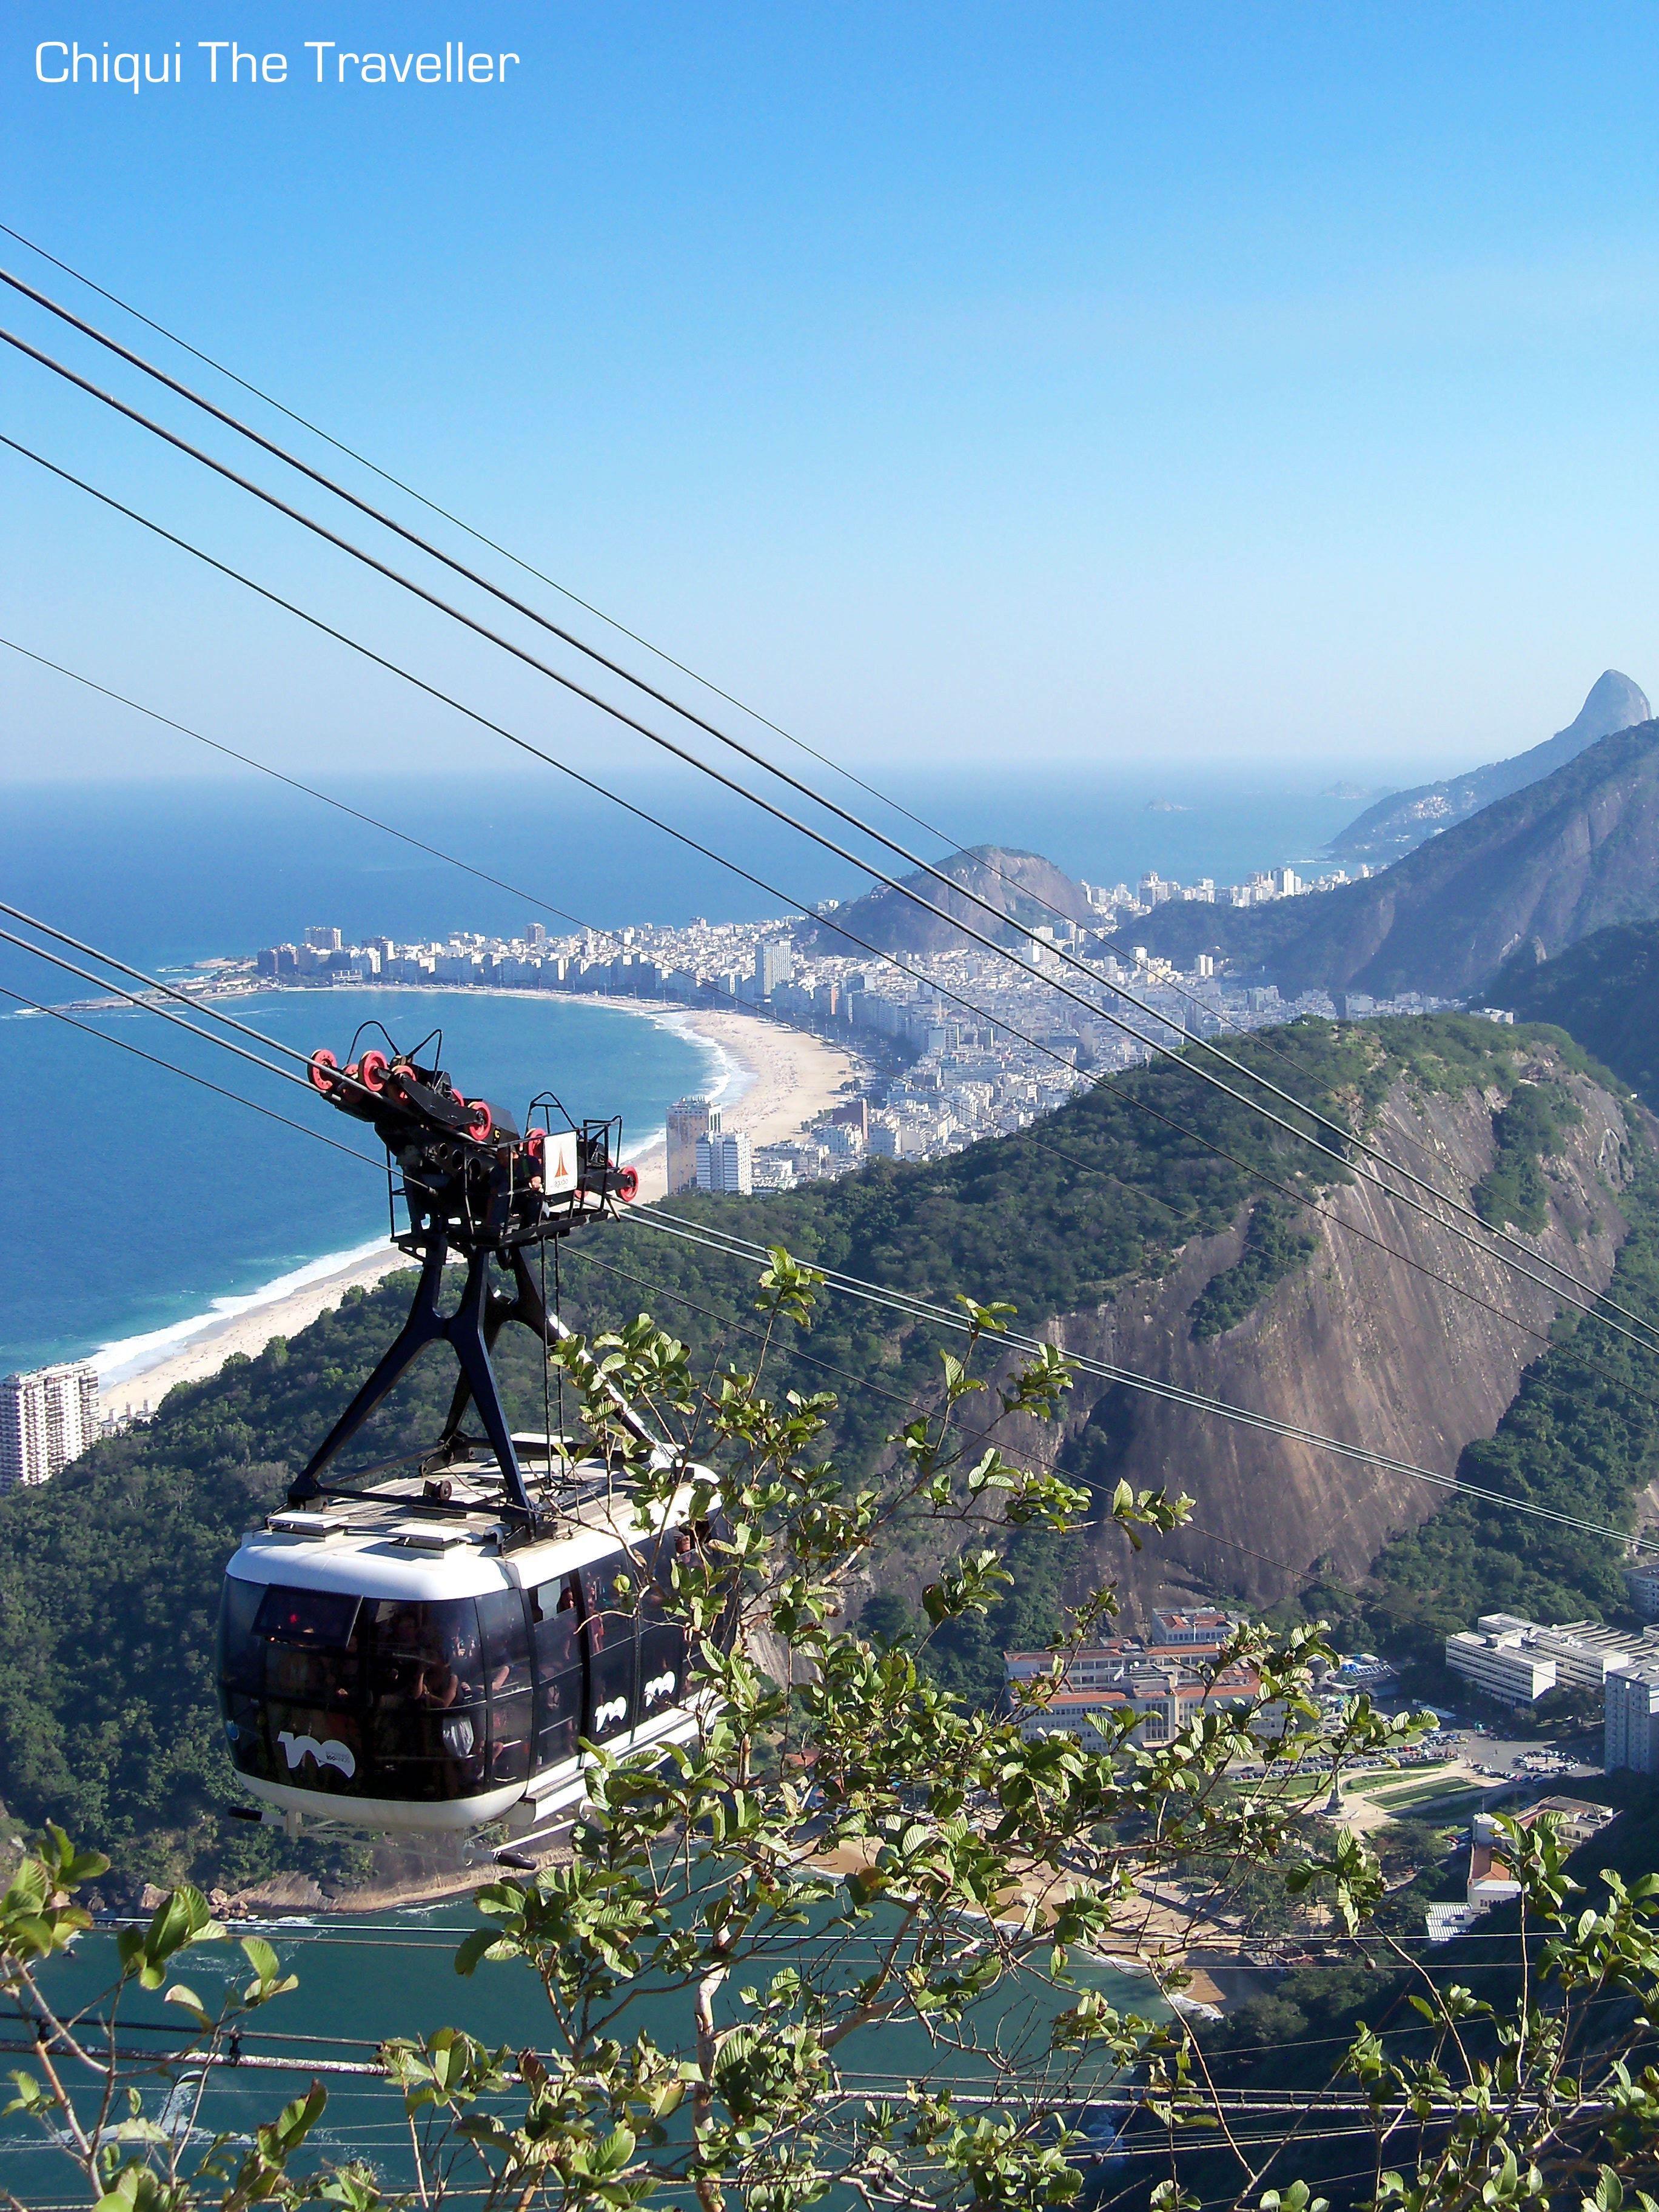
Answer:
[
  {"left": 696, "top": 1128, "right": 752, "bottom": 1196},
  {"left": 1448, "top": 1612, "right": 1659, "bottom": 1708},
  {"left": 1628, "top": 1563, "right": 1659, "bottom": 1622},
  {"left": 1445, "top": 1620, "right": 1557, "bottom": 1705},
  {"left": 667, "top": 1098, "right": 717, "bottom": 1196},
  {"left": 1526, "top": 1795, "right": 1617, "bottom": 1845},
  {"left": 1, "top": 1361, "right": 100, "bottom": 1491},
  {"left": 1606, "top": 1661, "right": 1659, "bottom": 1773}
]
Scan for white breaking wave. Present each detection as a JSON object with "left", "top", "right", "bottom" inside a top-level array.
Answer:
[
  {"left": 87, "top": 996, "right": 747, "bottom": 1390},
  {"left": 93, "top": 1237, "right": 392, "bottom": 1389}
]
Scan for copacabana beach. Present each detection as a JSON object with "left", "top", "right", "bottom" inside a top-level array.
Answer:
[{"left": 93, "top": 996, "right": 854, "bottom": 1423}]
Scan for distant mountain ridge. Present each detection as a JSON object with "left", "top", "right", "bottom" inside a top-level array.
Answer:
[
  {"left": 1330, "top": 669, "right": 1650, "bottom": 865},
  {"left": 1107, "top": 717, "right": 1659, "bottom": 998},
  {"left": 798, "top": 844, "right": 1091, "bottom": 958}
]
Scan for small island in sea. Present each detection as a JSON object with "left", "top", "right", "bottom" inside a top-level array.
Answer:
[{"left": 1144, "top": 797, "right": 1188, "bottom": 812}]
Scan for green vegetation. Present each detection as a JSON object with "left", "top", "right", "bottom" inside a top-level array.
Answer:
[
  {"left": 1495, "top": 917, "right": 1659, "bottom": 1108},
  {"left": 1372, "top": 1816, "right": 1459, "bottom": 1877},
  {"left": 0, "top": 1011, "right": 1619, "bottom": 1877},
  {"left": 11, "top": 1291, "right": 1658, "bottom": 2212},
  {"left": 1355, "top": 1134, "right": 1659, "bottom": 1656},
  {"left": 1188, "top": 1196, "right": 1319, "bottom": 1336},
  {"left": 1470, "top": 1079, "right": 1581, "bottom": 1233},
  {"left": 1367, "top": 1780, "right": 1484, "bottom": 1813},
  {"left": 0, "top": 1261, "right": 1439, "bottom": 2212}
]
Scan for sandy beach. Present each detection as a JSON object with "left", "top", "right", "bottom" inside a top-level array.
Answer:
[
  {"left": 98, "top": 1002, "right": 856, "bottom": 1424},
  {"left": 623, "top": 1002, "right": 857, "bottom": 1201}
]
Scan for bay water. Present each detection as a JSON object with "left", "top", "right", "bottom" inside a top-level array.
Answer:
[
  {"left": 4, "top": 1905, "right": 1162, "bottom": 2199},
  {"left": 0, "top": 766, "right": 1365, "bottom": 1374}
]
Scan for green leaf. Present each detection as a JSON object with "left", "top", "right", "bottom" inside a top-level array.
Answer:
[{"left": 240, "top": 1934, "right": 280, "bottom": 1983}]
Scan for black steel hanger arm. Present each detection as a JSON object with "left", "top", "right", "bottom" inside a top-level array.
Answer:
[{"left": 287, "top": 1230, "right": 534, "bottom": 1515}]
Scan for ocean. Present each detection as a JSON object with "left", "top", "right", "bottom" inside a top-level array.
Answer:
[
  {"left": 0, "top": 766, "right": 1370, "bottom": 965},
  {"left": 0, "top": 989, "right": 720, "bottom": 1376},
  {"left": 0, "top": 766, "right": 1366, "bottom": 1376},
  {"left": 4, "top": 1903, "right": 1160, "bottom": 2197}
]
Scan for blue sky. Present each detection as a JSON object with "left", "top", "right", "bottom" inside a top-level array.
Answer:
[{"left": 4, "top": 2, "right": 1659, "bottom": 786}]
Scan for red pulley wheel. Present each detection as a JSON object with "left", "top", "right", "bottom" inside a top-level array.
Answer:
[
  {"left": 358, "top": 1050, "right": 389, "bottom": 1094},
  {"left": 614, "top": 1165, "right": 640, "bottom": 1203},
  {"left": 465, "top": 1099, "right": 494, "bottom": 1140},
  {"left": 524, "top": 1130, "right": 545, "bottom": 1164},
  {"left": 308, "top": 1049, "right": 340, "bottom": 1095}
]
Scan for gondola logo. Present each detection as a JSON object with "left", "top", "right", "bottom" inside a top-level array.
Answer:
[
  {"left": 593, "top": 1695, "right": 628, "bottom": 1732},
  {"left": 642, "top": 1670, "right": 676, "bottom": 1708},
  {"left": 277, "top": 1730, "right": 357, "bottom": 1778}
]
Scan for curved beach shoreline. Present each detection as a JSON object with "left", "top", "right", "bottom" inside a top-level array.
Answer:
[{"left": 97, "top": 999, "right": 854, "bottom": 1424}]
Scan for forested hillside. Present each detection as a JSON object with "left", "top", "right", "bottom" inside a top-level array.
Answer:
[
  {"left": 0, "top": 1012, "right": 1644, "bottom": 1883},
  {"left": 1493, "top": 919, "right": 1659, "bottom": 1110}
]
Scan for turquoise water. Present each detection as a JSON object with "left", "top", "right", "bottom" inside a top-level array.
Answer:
[
  {"left": 4, "top": 1903, "right": 1162, "bottom": 2201},
  {"left": 0, "top": 988, "right": 718, "bottom": 1374}
]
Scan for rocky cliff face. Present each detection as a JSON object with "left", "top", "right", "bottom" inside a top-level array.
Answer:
[{"left": 987, "top": 1045, "right": 1637, "bottom": 1623}]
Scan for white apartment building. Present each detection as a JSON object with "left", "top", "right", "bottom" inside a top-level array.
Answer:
[
  {"left": 0, "top": 1361, "right": 101, "bottom": 1490},
  {"left": 666, "top": 1098, "right": 717, "bottom": 1197},
  {"left": 1606, "top": 1661, "right": 1659, "bottom": 1773},
  {"left": 1447, "top": 1612, "right": 1659, "bottom": 1707},
  {"left": 696, "top": 1128, "right": 752, "bottom": 1195},
  {"left": 1628, "top": 1563, "right": 1659, "bottom": 1622},
  {"left": 1444, "top": 1619, "right": 1557, "bottom": 1704}
]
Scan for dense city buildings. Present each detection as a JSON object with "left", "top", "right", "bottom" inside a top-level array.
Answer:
[
  {"left": 0, "top": 1361, "right": 100, "bottom": 1491},
  {"left": 230, "top": 858, "right": 1458, "bottom": 1188}
]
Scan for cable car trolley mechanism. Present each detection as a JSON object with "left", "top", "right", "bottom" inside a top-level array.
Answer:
[{"left": 216, "top": 1031, "right": 711, "bottom": 1851}]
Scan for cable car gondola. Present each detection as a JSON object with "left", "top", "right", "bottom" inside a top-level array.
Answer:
[{"left": 216, "top": 1033, "right": 712, "bottom": 1845}]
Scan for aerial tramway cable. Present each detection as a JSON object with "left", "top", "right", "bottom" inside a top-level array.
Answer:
[
  {"left": 0, "top": 302, "right": 1630, "bottom": 1338},
  {"left": 0, "top": 228, "right": 1336, "bottom": 1087},
  {"left": 0, "top": 920, "right": 361, "bottom": 1101},
  {"left": 12, "top": 905, "right": 1646, "bottom": 1559},
  {"left": 0, "top": 637, "right": 607, "bottom": 947},
  {"left": 8, "top": 629, "right": 1652, "bottom": 1407},
  {"left": 4, "top": 426, "right": 1653, "bottom": 1382},
  {"left": 0, "top": 981, "right": 380, "bottom": 1165},
  {"left": 18, "top": 623, "right": 1659, "bottom": 1436},
  {"left": 3, "top": 256, "right": 1165, "bottom": 975},
  {"left": 558, "top": 1238, "right": 1659, "bottom": 1634},
  {"left": 629, "top": 1205, "right": 1658, "bottom": 1552},
  {"left": 7, "top": 913, "right": 1651, "bottom": 1561},
  {"left": 6, "top": 431, "right": 1657, "bottom": 1399}
]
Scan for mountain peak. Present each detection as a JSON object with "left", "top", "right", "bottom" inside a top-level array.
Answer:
[
  {"left": 1566, "top": 669, "right": 1651, "bottom": 742},
  {"left": 1329, "top": 671, "right": 1652, "bottom": 866}
]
